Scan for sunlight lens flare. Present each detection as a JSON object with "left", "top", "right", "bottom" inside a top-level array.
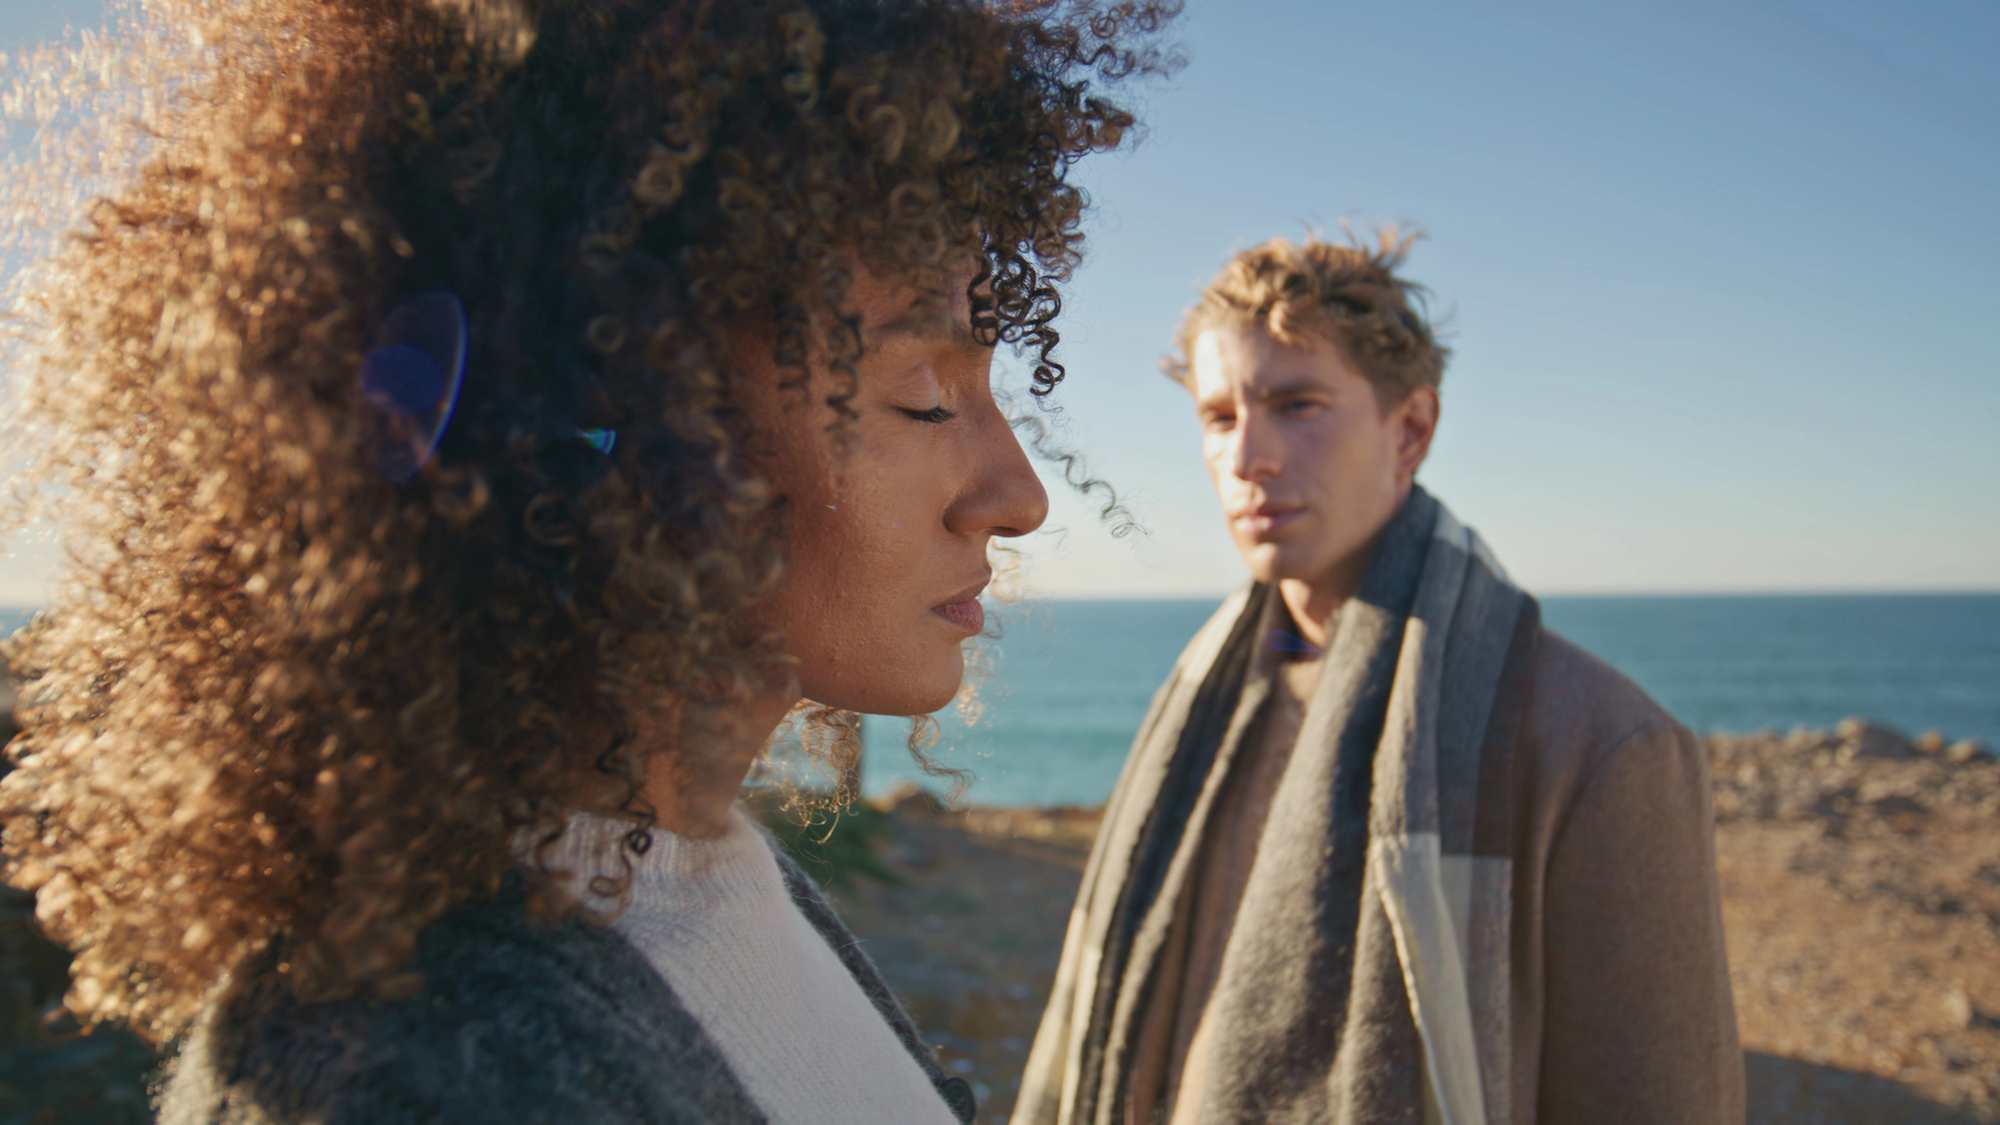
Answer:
[{"left": 358, "top": 292, "right": 468, "bottom": 483}]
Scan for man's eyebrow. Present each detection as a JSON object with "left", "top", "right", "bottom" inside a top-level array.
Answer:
[{"left": 1253, "top": 378, "right": 1329, "bottom": 400}]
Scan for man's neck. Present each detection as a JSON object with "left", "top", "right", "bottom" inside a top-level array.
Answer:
[
  {"left": 1276, "top": 573, "right": 1357, "bottom": 654},
  {"left": 1275, "top": 488, "right": 1415, "bottom": 652}
]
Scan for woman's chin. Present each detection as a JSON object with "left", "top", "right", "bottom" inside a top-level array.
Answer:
[
  {"left": 871, "top": 671, "right": 964, "bottom": 718},
  {"left": 804, "top": 650, "right": 964, "bottom": 717}
]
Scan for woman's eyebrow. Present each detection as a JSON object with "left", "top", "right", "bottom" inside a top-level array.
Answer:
[{"left": 871, "top": 306, "right": 979, "bottom": 347}]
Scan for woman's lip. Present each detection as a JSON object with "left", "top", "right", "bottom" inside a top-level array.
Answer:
[{"left": 931, "top": 598, "right": 985, "bottom": 635}]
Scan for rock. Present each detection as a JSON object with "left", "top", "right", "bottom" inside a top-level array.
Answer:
[
  {"left": 879, "top": 780, "right": 949, "bottom": 821},
  {"left": 1837, "top": 717, "right": 1916, "bottom": 760},
  {"left": 1915, "top": 729, "right": 1947, "bottom": 755},
  {"left": 1868, "top": 793, "right": 1927, "bottom": 832},
  {"left": 1943, "top": 987, "right": 1975, "bottom": 1030},
  {"left": 1944, "top": 739, "right": 1989, "bottom": 765},
  {"left": 1811, "top": 786, "right": 1857, "bottom": 824}
]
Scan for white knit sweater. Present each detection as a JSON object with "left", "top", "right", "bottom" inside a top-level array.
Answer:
[{"left": 551, "top": 808, "right": 959, "bottom": 1125}]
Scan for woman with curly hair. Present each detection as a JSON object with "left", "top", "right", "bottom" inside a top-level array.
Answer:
[{"left": 0, "top": 0, "right": 1175, "bottom": 1120}]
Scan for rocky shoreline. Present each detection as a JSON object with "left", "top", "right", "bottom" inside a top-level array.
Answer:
[
  {"left": 1709, "top": 721, "right": 2000, "bottom": 1121},
  {"left": 0, "top": 718, "right": 1995, "bottom": 1122},
  {"left": 826, "top": 719, "right": 2000, "bottom": 1124}
]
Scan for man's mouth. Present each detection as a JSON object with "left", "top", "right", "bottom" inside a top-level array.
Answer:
[{"left": 1231, "top": 504, "right": 1304, "bottom": 539}]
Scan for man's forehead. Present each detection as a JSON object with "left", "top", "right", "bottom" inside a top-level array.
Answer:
[
  {"left": 1191, "top": 329, "right": 1233, "bottom": 400},
  {"left": 1191, "top": 324, "right": 1341, "bottom": 398}
]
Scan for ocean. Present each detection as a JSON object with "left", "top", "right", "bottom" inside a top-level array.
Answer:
[
  {"left": 859, "top": 594, "right": 2000, "bottom": 807},
  {"left": 3, "top": 596, "right": 1994, "bottom": 809}
]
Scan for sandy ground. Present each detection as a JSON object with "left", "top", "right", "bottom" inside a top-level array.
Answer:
[
  {"left": 829, "top": 723, "right": 2000, "bottom": 1125},
  {"left": 1, "top": 719, "right": 1993, "bottom": 1122}
]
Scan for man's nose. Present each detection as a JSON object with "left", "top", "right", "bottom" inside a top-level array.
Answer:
[
  {"left": 1231, "top": 406, "right": 1283, "bottom": 483},
  {"left": 946, "top": 403, "right": 1050, "bottom": 539}
]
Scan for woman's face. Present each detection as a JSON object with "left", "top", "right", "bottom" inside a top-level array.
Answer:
[{"left": 738, "top": 269, "right": 1049, "bottom": 716}]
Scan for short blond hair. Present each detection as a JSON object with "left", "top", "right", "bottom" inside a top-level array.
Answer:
[{"left": 1168, "top": 230, "right": 1448, "bottom": 405}]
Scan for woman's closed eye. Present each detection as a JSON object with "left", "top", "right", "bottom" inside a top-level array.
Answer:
[{"left": 898, "top": 404, "right": 958, "bottom": 424}]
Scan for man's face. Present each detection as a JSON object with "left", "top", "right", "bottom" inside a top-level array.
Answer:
[
  {"left": 739, "top": 269, "right": 1049, "bottom": 717},
  {"left": 1192, "top": 324, "right": 1438, "bottom": 599}
]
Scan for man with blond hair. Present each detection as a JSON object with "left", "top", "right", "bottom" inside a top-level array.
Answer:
[{"left": 1016, "top": 235, "right": 1743, "bottom": 1125}]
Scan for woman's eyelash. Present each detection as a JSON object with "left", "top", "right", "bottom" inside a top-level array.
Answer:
[{"left": 899, "top": 405, "right": 958, "bottom": 424}]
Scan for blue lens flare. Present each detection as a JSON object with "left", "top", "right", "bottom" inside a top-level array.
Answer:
[
  {"left": 360, "top": 344, "right": 447, "bottom": 416},
  {"left": 358, "top": 293, "right": 618, "bottom": 478},
  {"left": 358, "top": 292, "right": 468, "bottom": 483}
]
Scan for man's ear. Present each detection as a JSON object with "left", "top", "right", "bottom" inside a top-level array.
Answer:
[{"left": 1394, "top": 385, "right": 1440, "bottom": 481}]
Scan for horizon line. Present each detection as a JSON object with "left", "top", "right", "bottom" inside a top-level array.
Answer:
[
  {"left": 2, "top": 587, "right": 1997, "bottom": 614},
  {"left": 1020, "top": 587, "right": 2000, "bottom": 602}
]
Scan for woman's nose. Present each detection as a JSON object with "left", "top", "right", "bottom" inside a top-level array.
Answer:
[{"left": 946, "top": 403, "right": 1049, "bottom": 539}]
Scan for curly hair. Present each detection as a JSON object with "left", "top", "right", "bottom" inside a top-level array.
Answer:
[
  {"left": 1166, "top": 229, "right": 1449, "bottom": 405},
  {"left": 0, "top": 0, "right": 1177, "bottom": 1039}
]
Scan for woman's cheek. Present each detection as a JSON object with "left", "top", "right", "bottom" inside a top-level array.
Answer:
[{"left": 850, "top": 441, "right": 934, "bottom": 559}]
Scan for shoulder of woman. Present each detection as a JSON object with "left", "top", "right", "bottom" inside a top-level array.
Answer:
[
  {"left": 158, "top": 884, "right": 770, "bottom": 1125},
  {"left": 762, "top": 834, "right": 977, "bottom": 1124}
]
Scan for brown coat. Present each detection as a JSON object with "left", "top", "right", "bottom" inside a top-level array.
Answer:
[
  {"left": 1129, "top": 629, "right": 1746, "bottom": 1125},
  {"left": 1015, "top": 625, "right": 1746, "bottom": 1125},
  {"left": 1016, "top": 494, "right": 1743, "bottom": 1125},
  {"left": 1506, "top": 629, "right": 1743, "bottom": 1124}
]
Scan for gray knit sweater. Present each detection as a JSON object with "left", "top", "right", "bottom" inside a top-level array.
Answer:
[{"left": 158, "top": 851, "right": 976, "bottom": 1124}]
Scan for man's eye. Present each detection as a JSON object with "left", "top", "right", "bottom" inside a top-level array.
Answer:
[
  {"left": 1203, "top": 414, "right": 1236, "bottom": 430},
  {"left": 1279, "top": 401, "right": 1322, "bottom": 418},
  {"left": 899, "top": 405, "right": 958, "bottom": 424}
]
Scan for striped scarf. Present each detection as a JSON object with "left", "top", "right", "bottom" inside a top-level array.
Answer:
[{"left": 1015, "top": 488, "right": 1539, "bottom": 1125}]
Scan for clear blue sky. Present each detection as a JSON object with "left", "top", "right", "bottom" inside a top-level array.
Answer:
[{"left": 4, "top": 0, "right": 1996, "bottom": 602}]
